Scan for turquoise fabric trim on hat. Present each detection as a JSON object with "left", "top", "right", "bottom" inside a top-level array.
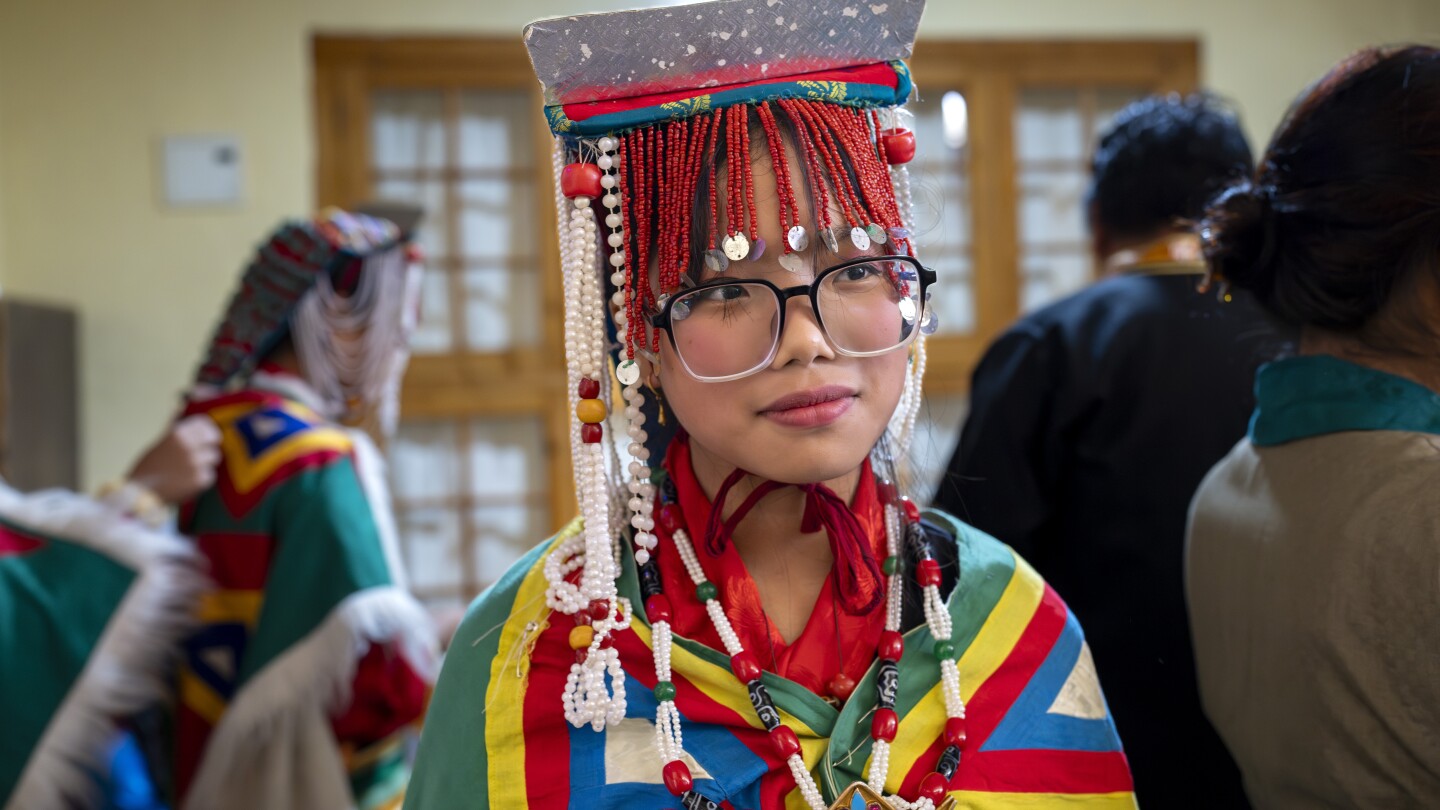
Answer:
[{"left": 1249, "top": 354, "right": 1440, "bottom": 446}]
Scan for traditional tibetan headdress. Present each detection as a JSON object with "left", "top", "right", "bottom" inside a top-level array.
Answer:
[
  {"left": 192, "top": 207, "right": 422, "bottom": 433},
  {"left": 526, "top": 0, "right": 935, "bottom": 770}
]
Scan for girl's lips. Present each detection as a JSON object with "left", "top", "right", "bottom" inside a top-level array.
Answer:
[{"left": 759, "top": 386, "right": 858, "bottom": 428}]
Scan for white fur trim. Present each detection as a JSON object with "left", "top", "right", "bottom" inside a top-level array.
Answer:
[
  {"left": 181, "top": 586, "right": 438, "bottom": 810},
  {"left": 347, "top": 429, "right": 410, "bottom": 593},
  {"left": 2, "top": 483, "right": 205, "bottom": 810}
]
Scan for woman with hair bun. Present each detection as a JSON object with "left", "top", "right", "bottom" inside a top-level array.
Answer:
[{"left": 1187, "top": 45, "right": 1440, "bottom": 809}]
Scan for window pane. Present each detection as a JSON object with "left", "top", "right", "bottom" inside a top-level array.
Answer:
[
  {"left": 390, "top": 420, "right": 462, "bottom": 501},
  {"left": 409, "top": 269, "right": 454, "bottom": 354},
  {"left": 458, "top": 90, "right": 534, "bottom": 170},
  {"left": 371, "top": 177, "right": 448, "bottom": 262},
  {"left": 909, "top": 89, "right": 974, "bottom": 337},
  {"left": 1015, "top": 88, "right": 1084, "bottom": 163},
  {"left": 458, "top": 178, "right": 536, "bottom": 261},
  {"left": 398, "top": 507, "right": 464, "bottom": 594},
  {"left": 462, "top": 268, "right": 539, "bottom": 351},
  {"left": 1020, "top": 253, "right": 1090, "bottom": 312},
  {"left": 371, "top": 91, "right": 446, "bottom": 171},
  {"left": 468, "top": 417, "right": 549, "bottom": 589},
  {"left": 1014, "top": 86, "right": 1148, "bottom": 313},
  {"left": 1018, "top": 168, "right": 1087, "bottom": 246},
  {"left": 471, "top": 504, "right": 549, "bottom": 589},
  {"left": 926, "top": 256, "right": 975, "bottom": 335}
]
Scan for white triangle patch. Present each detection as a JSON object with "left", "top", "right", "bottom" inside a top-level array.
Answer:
[
  {"left": 1046, "top": 642, "right": 1107, "bottom": 720},
  {"left": 603, "top": 717, "right": 713, "bottom": 785},
  {"left": 249, "top": 415, "right": 286, "bottom": 440},
  {"left": 200, "top": 645, "right": 236, "bottom": 682}
]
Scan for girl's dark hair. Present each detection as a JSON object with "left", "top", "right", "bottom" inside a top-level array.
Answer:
[{"left": 1201, "top": 45, "right": 1440, "bottom": 338}]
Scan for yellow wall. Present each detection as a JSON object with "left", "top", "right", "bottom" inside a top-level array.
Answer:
[{"left": 0, "top": 0, "right": 1433, "bottom": 488}]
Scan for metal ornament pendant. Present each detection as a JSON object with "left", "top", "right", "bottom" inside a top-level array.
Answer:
[
  {"left": 829, "top": 782, "right": 957, "bottom": 810},
  {"left": 867, "top": 223, "right": 888, "bottom": 245},
  {"left": 822, "top": 227, "right": 840, "bottom": 253},
  {"left": 787, "top": 225, "right": 810, "bottom": 252},
  {"left": 704, "top": 249, "right": 730, "bottom": 274},
  {"left": 616, "top": 359, "right": 641, "bottom": 385},
  {"left": 722, "top": 232, "right": 751, "bottom": 261},
  {"left": 850, "top": 226, "right": 871, "bottom": 251},
  {"left": 898, "top": 297, "right": 918, "bottom": 324},
  {"left": 778, "top": 252, "right": 808, "bottom": 275}
]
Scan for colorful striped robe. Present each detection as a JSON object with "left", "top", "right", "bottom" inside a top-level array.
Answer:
[
  {"left": 406, "top": 511, "right": 1136, "bottom": 809},
  {"left": 176, "top": 379, "right": 436, "bottom": 810}
]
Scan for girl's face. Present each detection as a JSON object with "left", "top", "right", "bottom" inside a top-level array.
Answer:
[{"left": 654, "top": 146, "right": 910, "bottom": 487}]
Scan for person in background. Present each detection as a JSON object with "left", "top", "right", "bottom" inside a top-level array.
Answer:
[
  {"left": 1189, "top": 45, "right": 1440, "bottom": 809},
  {"left": 170, "top": 208, "right": 437, "bottom": 810},
  {"left": 936, "top": 93, "right": 1273, "bottom": 808},
  {"left": 2, "top": 416, "right": 218, "bottom": 810}
]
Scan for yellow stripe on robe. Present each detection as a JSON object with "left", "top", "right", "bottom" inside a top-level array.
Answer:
[{"left": 880, "top": 550, "right": 1046, "bottom": 793}]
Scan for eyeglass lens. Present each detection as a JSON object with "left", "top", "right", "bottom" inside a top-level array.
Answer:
[{"left": 667, "top": 258, "right": 923, "bottom": 381}]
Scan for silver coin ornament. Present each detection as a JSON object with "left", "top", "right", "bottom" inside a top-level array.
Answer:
[
  {"left": 722, "top": 233, "right": 751, "bottom": 261},
  {"left": 704, "top": 249, "right": 730, "bottom": 274},
  {"left": 786, "top": 225, "right": 809, "bottom": 252},
  {"left": 898, "top": 297, "right": 918, "bottom": 323},
  {"left": 920, "top": 308, "right": 940, "bottom": 336},
  {"left": 821, "top": 228, "right": 840, "bottom": 253},
  {"left": 849, "top": 226, "right": 871, "bottom": 251},
  {"left": 866, "top": 223, "right": 888, "bottom": 245},
  {"left": 616, "top": 360, "right": 641, "bottom": 385},
  {"left": 778, "top": 252, "right": 807, "bottom": 275},
  {"left": 749, "top": 236, "right": 767, "bottom": 261}
]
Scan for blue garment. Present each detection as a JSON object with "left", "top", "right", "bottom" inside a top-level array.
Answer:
[
  {"left": 102, "top": 732, "right": 168, "bottom": 810},
  {"left": 1249, "top": 354, "right": 1440, "bottom": 446}
]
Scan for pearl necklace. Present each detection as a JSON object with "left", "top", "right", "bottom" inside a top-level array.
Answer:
[{"left": 636, "top": 485, "right": 967, "bottom": 810}]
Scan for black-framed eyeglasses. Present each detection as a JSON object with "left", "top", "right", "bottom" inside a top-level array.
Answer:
[{"left": 649, "top": 255, "right": 937, "bottom": 382}]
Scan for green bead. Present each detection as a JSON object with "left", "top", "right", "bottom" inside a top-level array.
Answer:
[
  {"left": 934, "top": 640, "right": 956, "bottom": 660},
  {"left": 882, "top": 555, "right": 902, "bottom": 576},
  {"left": 696, "top": 581, "right": 718, "bottom": 602},
  {"left": 654, "top": 681, "right": 676, "bottom": 702}
]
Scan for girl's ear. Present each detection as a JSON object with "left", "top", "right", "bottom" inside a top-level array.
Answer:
[{"left": 640, "top": 352, "right": 661, "bottom": 389}]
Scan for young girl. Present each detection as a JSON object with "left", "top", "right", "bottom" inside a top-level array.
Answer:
[{"left": 407, "top": 2, "right": 1134, "bottom": 808}]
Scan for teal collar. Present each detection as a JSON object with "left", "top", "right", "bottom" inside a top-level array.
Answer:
[{"left": 1250, "top": 355, "right": 1440, "bottom": 446}]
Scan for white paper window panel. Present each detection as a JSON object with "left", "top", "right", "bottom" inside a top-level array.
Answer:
[
  {"left": 1020, "top": 253, "right": 1091, "bottom": 312},
  {"left": 390, "top": 420, "right": 463, "bottom": 501},
  {"left": 908, "top": 392, "right": 970, "bottom": 504},
  {"left": 399, "top": 507, "right": 465, "bottom": 592},
  {"left": 409, "top": 270, "right": 454, "bottom": 353},
  {"left": 927, "top": 256, "right": 975, "bottom": 336},
  {"left": 371, "top": 177, "right": 448, "bottom": 260},
  {"left": 1016, "top": 89, "right": 1086, "bottom": 163},
  {"left": 372, "top": 91, "right": 447, "bottom": 172},
  {"left": 1018, "top": 168, "right": 1088, "bottom": 246},
  {"left": 458, "top": 91, "right": 535, "bottom": 170},
  {"left": 470, "top": 504, "right": 550, "bottom": 588},
  {"left": 458, "top": 178, "right": 537, "bottom": 259},
  {"left": 467, "top": 416, "right": 548, "bottom": 498},
  {"left": 462, "top": 268, "right": 540, "bottom": 351}
]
